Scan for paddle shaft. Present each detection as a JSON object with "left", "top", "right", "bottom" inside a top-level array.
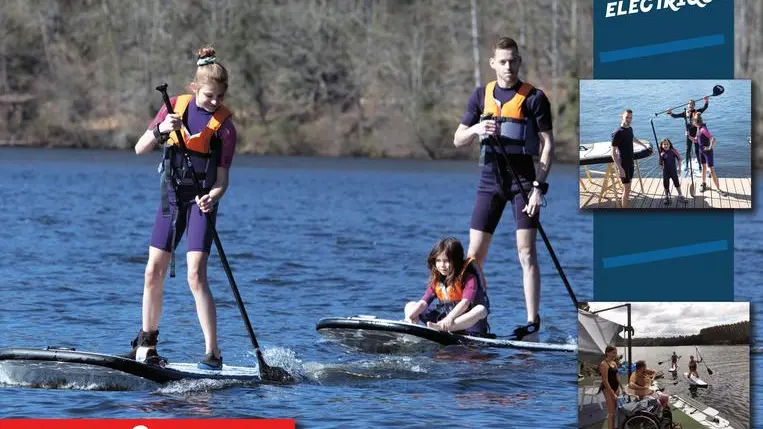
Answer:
[
  {"left": 696, "top": 346, "right": 713, "bottom": 374},
  {"left": 658, "top": 355, "right": 680, "bottom": 365},
  {"left": 653, "top": 85, "right": 723, "bottom": 117},
  {"left": 682, "top": 115, "right": 696, "bottom": 194},
  {"left": 483, "top": 125, "right": 578, "bottom": 309},
  {"left": 156, "top": 84, "right": 262, "bottom": 352}
]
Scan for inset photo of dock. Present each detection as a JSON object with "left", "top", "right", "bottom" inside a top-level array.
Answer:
[
  {"left": 577, "top": 302, "right": 750, "bottom": 429},
  {"left": 578, "top": 80, "right": 752, "bottom": 210}
]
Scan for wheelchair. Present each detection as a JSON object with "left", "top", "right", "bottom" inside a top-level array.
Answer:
[{"left": 616, "top": 393, "right": 677, "bottom": 429}]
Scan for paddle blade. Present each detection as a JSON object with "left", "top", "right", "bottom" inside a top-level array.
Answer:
[
  {"left": 712, "top": 85, "right": 724, "bottom": 96},
  {"left": 689, "top": 183, "right": 696, "bottom": 197},
  {"left": 707, "top": 368, "right": 714, "bottom": 375},
  {"left": 256, "top": 349, "right": 294, "bottom": 384}
]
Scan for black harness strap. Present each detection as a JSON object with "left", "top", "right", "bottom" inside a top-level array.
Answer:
[{"left": 158, "top": 130, "right": 221, "bottom": 279}]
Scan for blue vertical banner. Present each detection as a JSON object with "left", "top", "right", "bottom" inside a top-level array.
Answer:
[{"left": 592, "top": 0, "right": 735, "bottom": 301}]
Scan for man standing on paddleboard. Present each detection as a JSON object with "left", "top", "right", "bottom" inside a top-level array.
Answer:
[
  {"left": 611, "top": 109, "right": 634, "bottom": 208},
  {"left": 452, "top": 36, "right": 554, "bottom": 340}
]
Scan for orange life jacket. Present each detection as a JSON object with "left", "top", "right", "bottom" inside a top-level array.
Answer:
[
  {"left": 167, "top": 94, "right": 231, "bottom": 155},
  {"left": 433, "top": 258, "right": 488, "bottom": 303},
  {"left": 480, "top": 80, "right": 540, "bottom": 162}
]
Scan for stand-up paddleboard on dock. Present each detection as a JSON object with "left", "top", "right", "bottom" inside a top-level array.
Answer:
[
  {"left": 316, "top": 316, "right": 575, "bottom": 354},
  {"left": 0, "top": 347, "right": 261, "bottom": 386},
  {"left": 579, "top": 137, "right": 653, "bottom": 166},
  {"left": 669, "top": 395, "right": 741, "bottom": 428},
  {"left": 684, "top": 372, "right": 709, "bottom": 388}
]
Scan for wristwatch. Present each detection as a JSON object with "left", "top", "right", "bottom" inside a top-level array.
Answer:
[
  {"left": 532, "top": 180, "right": 549, "bottom": 195},
  {"left": 153, "top": 124, "right": 169, "bottom": 142}
]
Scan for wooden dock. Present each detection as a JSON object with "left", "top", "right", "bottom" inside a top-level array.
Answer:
[{"left": 579, "top": 176, "right": 752, "bottom": 210}]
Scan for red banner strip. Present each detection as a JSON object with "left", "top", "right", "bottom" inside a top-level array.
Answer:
[{"left": 0, "top": 420, "right": 295, "bottom": 429}]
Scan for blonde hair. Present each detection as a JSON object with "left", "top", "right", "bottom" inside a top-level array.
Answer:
[{"left": 191, "top": 46, "right": 228, "bottom": 91}]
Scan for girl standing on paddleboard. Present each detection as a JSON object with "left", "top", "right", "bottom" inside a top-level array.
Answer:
[
  {"left": 403, "top": 238, "right": 490, "bottom": 335},
  {"left": 128, "top": 46, "right": 237, "bottom": 370}
]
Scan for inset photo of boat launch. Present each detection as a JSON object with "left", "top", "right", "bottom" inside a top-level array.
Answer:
[{"left": 577, "top": 302, "right": 750, "bottom": 429}]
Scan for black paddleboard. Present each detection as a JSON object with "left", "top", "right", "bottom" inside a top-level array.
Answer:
[
  {"left": 316, "top": 316, "right": 575, "bottom": 353},
  {"left": 0, "top": 347, "right": 260, "bottom": 384}
]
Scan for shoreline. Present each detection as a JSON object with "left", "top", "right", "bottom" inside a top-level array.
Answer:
[{"left": 0, "top": 139, "right": 582, "bottom": 164}]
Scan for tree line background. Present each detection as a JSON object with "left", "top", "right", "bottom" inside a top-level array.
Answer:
[
  {"left": 615, "top": 320, "right": 750, "bottom": 347},
  {"left": 0, "top": 0, "right": 760, "bottom": 165}
]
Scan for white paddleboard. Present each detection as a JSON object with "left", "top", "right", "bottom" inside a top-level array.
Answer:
[
  {"left": 684, "top": 372, "right": 709, "bottom": 387},
  {"left": 166, "top": 362, "right": 261, "bottom": 379},
  {"left": 670, "top": 395, "right": 736, "bottom": 428},
  {"left": 579, "top": 137, "right": 653, "bottom": 166}
]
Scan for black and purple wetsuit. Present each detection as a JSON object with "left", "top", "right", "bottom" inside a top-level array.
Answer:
[
  {"left": 697, "top": 125, "right": 714, "bottom": 167},
  {"left": 661, "top": 147, "right": 681, "bottom": 192},
  {"left": 669, "top": 101, "right": 707, "bottom": 168},
  {"left": 148, "top": 97, "right": 237, "bottom": 254},
  {"left": 460, "top": 81, "right": 552, "bottom": 233}
]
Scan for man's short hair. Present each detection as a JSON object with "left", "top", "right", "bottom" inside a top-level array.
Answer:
[
  {"left": 493, "top": 37, "right": 519, "bottom": 53},
  {"left": 635, "top": 360, "right": 646, "bottom": 370}
]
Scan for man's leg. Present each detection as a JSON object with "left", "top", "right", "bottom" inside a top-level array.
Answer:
[
  {"left": 467, "top": 229, "right": 493, "bottom": 268},
  {"left": 621, "top": 164, "right": 633, "bottom": 208},
  {"left": 516, "top": 228, "right": 539, "bottom": 323},
  {"left": 621, "top": 182, "right": 631, "bottom": 208}
]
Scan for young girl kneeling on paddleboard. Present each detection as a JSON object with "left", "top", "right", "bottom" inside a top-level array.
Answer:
[
  {"left": 403, "top": 238, "right": 490, "bottom": 335},
  {"left": 129, "top": 46, "right": 237, "bottom": 370},
  {"left": 659, "top": 139, "right": 687, "bottom": 205}
]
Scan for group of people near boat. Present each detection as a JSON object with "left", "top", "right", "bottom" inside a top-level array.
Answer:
[{"left": 610, "top": 97, "right": 725, "bottom": 208}]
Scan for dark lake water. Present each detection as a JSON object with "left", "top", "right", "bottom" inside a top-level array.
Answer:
[
  {"left": 1, "top": 148, "right": 759, "bottom": 427},
  {"left": 0, "top": 148, "right": 592, "bottom": 427}
]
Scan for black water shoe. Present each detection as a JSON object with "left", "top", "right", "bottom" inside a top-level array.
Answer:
[
  {"left": 124, "top": 329, "right": 168, "bottom": 366},
  {"left": 198, "top": 352, "right": 223, "bottom": 370},
  {"left": 510, "top": 315, "right": 541, "bottom": 341}
]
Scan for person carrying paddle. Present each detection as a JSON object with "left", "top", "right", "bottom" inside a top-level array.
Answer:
[
  {"left": 658, "top": 138, "right": 687, "bottom": 205},
  {"left": 687, "top": 355, "right": 703, "bottom": 379},
  {"left": 670, "top": 351, "right": 679, "bottom": 368},
  {"left": 693, "top": 113, "right": 725, "bottom": 196},
  {"left": 128, "top": 46, "right": 237, "bottom": 370},
  {"left": 611, "top": 109, "right": 635, "bottom": 208},
  {"left": 666, "top": 97, "right": 708, "bottom": 175},
  {"left": 404, "top": 238, "right": 490, "bottom": 335},
  {"left": 452, "top": 36, "right": 553, "bottom": 340}
]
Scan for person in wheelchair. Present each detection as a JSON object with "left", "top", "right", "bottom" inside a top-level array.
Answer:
[
  {"left": 618, "top": 360, "right": 678, "bottom": 428},
  {"left": 628, "top": 360, "right": 669, "bottom": 408}
]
